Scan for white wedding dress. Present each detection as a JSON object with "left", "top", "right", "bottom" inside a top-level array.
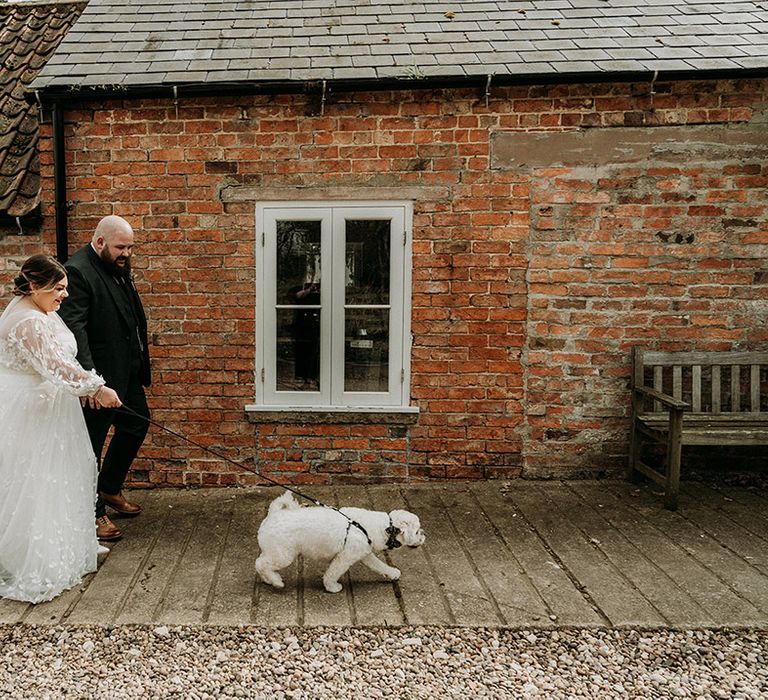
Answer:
[{"left": 0, "top": 296, "right": 105, "bottom": 603}]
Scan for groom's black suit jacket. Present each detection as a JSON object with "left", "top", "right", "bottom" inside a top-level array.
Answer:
[{"left": 59, "top": 245, "right": 151, "bottom": 394}]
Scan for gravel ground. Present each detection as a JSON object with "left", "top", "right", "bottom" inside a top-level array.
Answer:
[{"left": 1, "top": 625, "right": 765, "bottom": 699}]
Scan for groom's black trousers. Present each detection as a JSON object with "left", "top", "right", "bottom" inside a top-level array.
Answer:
[{"left": 84, "top": 371, "right": 149, "bottom": 518}]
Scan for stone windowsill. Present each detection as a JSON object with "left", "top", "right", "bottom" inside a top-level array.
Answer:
[{"left": 244, "top": 405, "right": 420, "bottom": 425}]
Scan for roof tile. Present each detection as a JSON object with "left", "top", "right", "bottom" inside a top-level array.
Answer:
[
  {"left": 684, "top": 57, "right": 742, "bottom": 69},
  {"left": 0, "top": 1, "right": 85, "bottom": 216},
  {"left": 28, "top": 0, "right": 768, "bottom": 92}
]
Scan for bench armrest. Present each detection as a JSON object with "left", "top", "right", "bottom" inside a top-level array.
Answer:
[{"left": 633, "top": 385, "right": 690, "bottom": 410}]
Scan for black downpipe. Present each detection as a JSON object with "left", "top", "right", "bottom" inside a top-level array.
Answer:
[{"left": 52, "top": 101, "right": 68, "bottom": 263}]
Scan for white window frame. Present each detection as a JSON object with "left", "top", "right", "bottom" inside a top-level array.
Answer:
[{"left": 250, "top": 201, "right": 415, "bottom": 412}]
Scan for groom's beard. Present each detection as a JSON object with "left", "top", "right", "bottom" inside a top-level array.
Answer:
[{"left": 99, "top": 248, "right": 132, "bottom": 277}]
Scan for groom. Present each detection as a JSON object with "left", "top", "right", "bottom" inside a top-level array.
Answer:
[{"left": 59, "top": 215, "right": 151, "bottom": 541}]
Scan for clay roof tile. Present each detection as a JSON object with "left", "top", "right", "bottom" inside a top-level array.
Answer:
[{"left": 0, "top": 1, "right": 86, "bottom": 217}]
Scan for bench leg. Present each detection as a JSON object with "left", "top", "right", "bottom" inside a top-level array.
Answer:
[
  {"left": 627, "top": 422, "right": 642, "bottom": 482},
  {"left": 664, "top": 408, "right": 683, "bottom": 511},
  {"left": 627, "top": 389, "right": 644, "bottom": 482}
]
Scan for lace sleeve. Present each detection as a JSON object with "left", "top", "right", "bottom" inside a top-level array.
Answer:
[{"left": 8, "top": 315, "right": 105, "bottom": 397}]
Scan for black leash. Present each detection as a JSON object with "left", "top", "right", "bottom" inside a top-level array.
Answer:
[{"left": 116, "top": 404, "right": 374, "bottom": 546}]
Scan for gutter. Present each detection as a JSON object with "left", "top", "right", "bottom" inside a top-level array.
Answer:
[{"left": 31, "top": 66, "right": 768, "bottom": 104}]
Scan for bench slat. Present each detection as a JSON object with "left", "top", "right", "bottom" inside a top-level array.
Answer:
[
  {"left": 672, "top": 365, "right": 682, "bottom": 400},
  {"left": 638, "top": 415, "right": 768, "bottom": 445},
  {"left": 712, "top": 366, "right": 721, "bottom": 414},
  {"left": 640, "top": 413, "right": 768, "bottom": 425},
  {"left": 642, "top": 351, "right": 768, "bottom": 366},
  {"left": 731, "top": 365, "right": 740, "bottom": 412},
  {"left": 751, "top": 364, "right": 760, "bottom": 413},
  {"left": 673, "top": 432, "right": 767, "bottom": 446},
  {"left": 692, "top": 365, "right": 702, "bottom": 412}
]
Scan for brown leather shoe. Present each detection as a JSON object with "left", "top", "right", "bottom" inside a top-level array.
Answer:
[
  {"left": 99, "top": 490, "right": 142, "bottom": 516},
  {"left": 96, "top": 515, "right": 122, "bottom": 541}
]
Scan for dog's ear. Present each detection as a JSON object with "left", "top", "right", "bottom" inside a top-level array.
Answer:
[{"left": 389, "top": 510, "right": 418, "bottom": 529}]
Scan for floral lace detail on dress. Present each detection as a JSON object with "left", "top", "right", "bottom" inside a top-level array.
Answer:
[
  {"left": 0, "top": 299, "right": 102, "bottom": 604},
  {"left": 1, "top": 313, "right": 104, "bottom": 397}
]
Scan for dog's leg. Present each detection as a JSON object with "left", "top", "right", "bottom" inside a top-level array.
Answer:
[
  {"left": 360, "top": 553, "right": 400, "bottom": 581},
  {"left": 322, "top": 551, "right": 358, "bottom": 593},
  {"left": 255, "top": 554, "right": 287, "bottom": 588}
]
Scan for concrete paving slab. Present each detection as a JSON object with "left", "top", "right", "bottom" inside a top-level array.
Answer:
[
  {"left": 673, "top": 489, "right": 768, "bottom": 575},
  {"left": 508, "top": 481, "right": 666, "bottom": 628},
  {"left": 111, "top": 495, "right": 198, "bottom": 625},
  {"left": 401, "top": 486, "right": 502, "bottom": 626},
  {"left": 0, "top": 597, "right": 26, "bottom": 624},
  {"left": 567, "top": 481, "right": 715, "bottom": 627},
  {"left": 206, "top": 490, "right": 264, "bottom": 626},
  {"left": 367, "top": 484, "right": 450, "bottom": 626},
  {"left": 154, "top": 490, "right": 233, "bottom": 625},
  {"left": 606, "top": 481, "right": 768, "bottom": 627},
  {"left": 296, "top": 487, "right": 354, "bottom": 627},
  {"left": 720, "top": 485, "right": 768, "bottom": 518},
  {"left": 705, "top": 485, "right": 768, "bottom": 544},
  {"left": 345, "top": 487, "right": 406, "bottom": 626},
  {"left": 439, "top": 487, "right": 551, "bottom": 626},
  {"left": 474, "top": 483, "right": 605, "bottom": 627},
  {"left": 3, "top": 480, "right": 768, "bottom": 629},
  {"left": 71, "top": 491, "right": 168, "bottom": 625}
]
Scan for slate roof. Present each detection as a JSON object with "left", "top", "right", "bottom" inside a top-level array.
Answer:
[
  {"left": 0, "top": 0, "right": 85, "bottom": 217},
  {"left": 30, "top": 0, "right": 768, "bottom": 93}
]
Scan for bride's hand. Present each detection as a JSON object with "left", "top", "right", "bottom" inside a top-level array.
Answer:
[{"left": 93, "top": 386, "right": 121, "bottom": 409}]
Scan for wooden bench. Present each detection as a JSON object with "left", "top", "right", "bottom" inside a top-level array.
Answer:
[{"left": 629, "top": 348, "right": 768, "bottom": 510}]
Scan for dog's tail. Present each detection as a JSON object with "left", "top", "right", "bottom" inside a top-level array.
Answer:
[{"left": 267, "top": 491, "right": 301, "bottom": 516}]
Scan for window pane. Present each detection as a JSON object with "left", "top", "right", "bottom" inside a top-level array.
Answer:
[
  {"left": 275, "top": 219, "right": 322, "bottom": 393},
  {"left": 345, "top": 308, "right": 388, "bottom": 392},
  {"left": 276, "top": 308, "right": 320, "bottom": 392},
  {"left": 276, "top": 220, "right": 321, "bottom": 305},
  {"left": 345, "top": 220, "right": 390, "bottom": 305}
]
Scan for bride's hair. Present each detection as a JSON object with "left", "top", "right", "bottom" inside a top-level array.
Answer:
[{"left": 14, "top": 254, "right": 67, "bottom": 297}]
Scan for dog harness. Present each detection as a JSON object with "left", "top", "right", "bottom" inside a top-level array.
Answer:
[
  {"left": 342, "top": 515, "right": 401, "bottom": 550},
  {"left": 344, "top": 518, "right": 371, "bottom": 547}
]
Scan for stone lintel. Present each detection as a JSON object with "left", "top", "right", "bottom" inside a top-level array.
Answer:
[
  {"left": 221, "top": 184, "right": 451, "bottom": 203},
  {"left": 491, "top": 124, "right": 768, "bottom": 170}
]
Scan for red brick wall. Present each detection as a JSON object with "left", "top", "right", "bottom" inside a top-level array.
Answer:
[
  {"left": 0, "top": 214, "right": 47, "bottom": 295},
  {"left": 521, "top": 80, "right": 768, "bottom": 476},
  {"left": 526, "top": 155, "right": 768, "bottom": 475},
  {"left": 6, "top": 77, "right": 765, "bottom": 486},
  {"left": 0, "top": 233, "right": 46, "bottom": 297}
]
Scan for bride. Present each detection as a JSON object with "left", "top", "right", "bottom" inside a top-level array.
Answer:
[{"left": 0, "top": 254, "right": 121, "bottom": 603}]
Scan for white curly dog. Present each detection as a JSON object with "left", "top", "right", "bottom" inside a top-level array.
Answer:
[{"left": 255, "top": 491, "right": 426, "bottom": 593}]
